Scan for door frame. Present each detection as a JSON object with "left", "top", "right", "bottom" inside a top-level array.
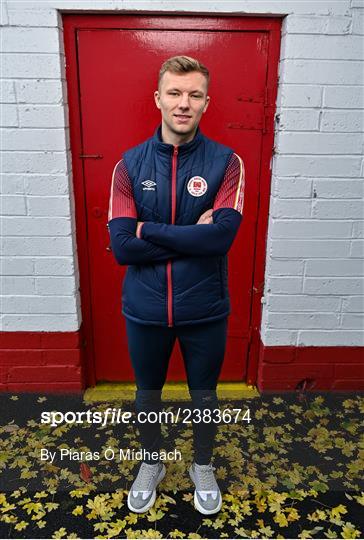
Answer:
[{"left": 63, "top": 13, "right": 282, "bottom": 388}]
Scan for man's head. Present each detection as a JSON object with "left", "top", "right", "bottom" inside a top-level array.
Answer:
[{"left": 154, "top": 56, "right": 210, "bottom": 145}]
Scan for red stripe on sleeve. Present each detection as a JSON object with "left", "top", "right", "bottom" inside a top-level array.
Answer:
[
  {"left": 108, "top": 159, "right": 137, "bottom": 220},
  {"left": 213, "top": 153, "right": 245, "bottom": 215}
]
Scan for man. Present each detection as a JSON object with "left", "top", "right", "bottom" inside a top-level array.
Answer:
[{"left": 107, "top": 56, "right": 245, "bottom": 515}]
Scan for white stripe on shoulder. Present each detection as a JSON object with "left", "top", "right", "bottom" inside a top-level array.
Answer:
[
  {"left": 108, "top": 158, "right": 124, "bottom": 221},
  {"left": 233, "top": 153, "right": 244, "bottom": 213}
]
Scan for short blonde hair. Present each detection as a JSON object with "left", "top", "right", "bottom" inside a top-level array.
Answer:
[{"left": 158, "top": 55, "right": 210, "bottom": 89}]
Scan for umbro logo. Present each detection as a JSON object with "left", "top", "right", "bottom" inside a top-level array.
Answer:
[{"left": 141, "top": 180, "right": 156, "bottom": 191}]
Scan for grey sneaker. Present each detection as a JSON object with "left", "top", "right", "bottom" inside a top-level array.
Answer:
[
  {"left": 127, "top": 461, "right": 166, "bottom": 513},
  {"left": 189, "top": 462, "right": 222, "bottom": 515}
]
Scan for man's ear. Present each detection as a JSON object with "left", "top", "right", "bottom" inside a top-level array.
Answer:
[
  {"left": 154, "top": 91, "right": 161, "bottom": 110},
  {"left": 203, "top": 95, "right": 210, "bottom": 114}
]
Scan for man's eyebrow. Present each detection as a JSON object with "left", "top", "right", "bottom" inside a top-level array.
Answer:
[{"left": 166, "top": 88, "right": 204, "bottom": 94}]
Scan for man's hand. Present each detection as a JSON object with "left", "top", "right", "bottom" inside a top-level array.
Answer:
[
  {"left": 196, "top": 209, "right": 213, "bottom": 225},
  {"left": 136, "top": 221, "right": 144, "bottom": 238}
]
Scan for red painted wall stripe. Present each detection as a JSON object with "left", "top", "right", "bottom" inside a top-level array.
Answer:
[
  {"left": 0, "top": 330, "right": 362, "bottom": 392},
  {"left": 0, "top": 330, "right": 85, "bottom": 392}
]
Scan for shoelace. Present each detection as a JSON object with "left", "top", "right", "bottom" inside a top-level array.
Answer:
[
  {"left": 194, "top": 463, "right": 217, "bottom": 491},
  {"left": 132, "top": 462, "right": 160, "bottom": 492}
]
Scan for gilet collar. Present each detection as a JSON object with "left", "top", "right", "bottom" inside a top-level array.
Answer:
[{"left": 152, "top": 124, "right": 203, "bottom": 155}]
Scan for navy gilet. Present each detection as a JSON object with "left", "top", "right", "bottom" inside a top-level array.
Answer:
[{"left": 122, "top": 125, "right": 233, "bottom": 326}]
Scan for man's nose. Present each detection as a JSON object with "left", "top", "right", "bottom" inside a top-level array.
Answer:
[{"left": 178, "top": 93, "right": 190, "bottom": 109}]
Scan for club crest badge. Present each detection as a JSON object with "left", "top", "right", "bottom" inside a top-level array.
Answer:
[{"left": 187, "top": 176, "right": 208, "bottom": 197}]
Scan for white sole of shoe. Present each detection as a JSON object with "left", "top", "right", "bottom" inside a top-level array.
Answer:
[
  {"left": 189, "top": 466, "right": 222, "bottom": 515},
  {"left": 127, "top": 464, "right": 166, "bottom": 514},
  {"left": 193, "top": 490, "right": 222, "bottom": 515}
]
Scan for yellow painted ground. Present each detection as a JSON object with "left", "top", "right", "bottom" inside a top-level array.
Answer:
[{"left": 84, "top": 381, "right": 259, "bottom": 404}]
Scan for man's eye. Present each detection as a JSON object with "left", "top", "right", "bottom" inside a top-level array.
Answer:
[
  {"left": 191, "top": 94, "right": 202, "bottom": 99},
  {"left": 169, "top": 92, "right": 179, "bottom": 96}
]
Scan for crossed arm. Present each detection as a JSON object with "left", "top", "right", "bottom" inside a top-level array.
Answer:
[{"left": 107, "top": 154, "right": 245, "bottom": 265}]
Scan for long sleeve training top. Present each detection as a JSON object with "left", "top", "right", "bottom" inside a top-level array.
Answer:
[{"left": 108, "top": 152, "right": 245, "bottom": 265}]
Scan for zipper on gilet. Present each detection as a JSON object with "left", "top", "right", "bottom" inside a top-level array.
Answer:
[{"left": 167, "top": 145, "right": 178, "bottom": 327}]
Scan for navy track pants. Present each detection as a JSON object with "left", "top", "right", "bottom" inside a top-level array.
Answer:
[{"left": 125, "top": 317, "right": 228, "bottom": 465}]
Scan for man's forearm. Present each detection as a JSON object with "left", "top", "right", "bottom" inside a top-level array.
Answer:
[
  {"left": 108, "top": 217, "right": 181, "bottom": 265},
  {"left": 140, "top": 208, "right": 242, "bottom": 257}
]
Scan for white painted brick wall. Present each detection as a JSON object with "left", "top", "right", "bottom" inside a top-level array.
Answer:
[
  {"left": 16, "top": 80, "right": 66, "bottom": 104},
  {"left": 1, "top": 0, "right": 363, "bottom": 348},
  {"left": 2, "top": 216, "right": 72, "bottom": 236},
  {"left": 280, "top": 60, "right": 362, "bottom": 85},
  {"left": 1, "top": 27, "right": 63, "bottom": 53},
  {"left": 264, "top": 1, "right": 364, "bottom": 347},
  {"left": 2, "top": 152, "right": 69, "bottom": 174},
  {"left": 2, "top": 53, "right": 65, "bottom": 79}
]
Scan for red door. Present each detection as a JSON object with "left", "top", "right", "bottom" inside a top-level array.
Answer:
[{"left": 64, "top": 15, "right": 281, "bottom": 384}]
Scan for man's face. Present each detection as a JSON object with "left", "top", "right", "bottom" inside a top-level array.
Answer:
[{"left": 154, "top": 70, "right": 210, "bottom": 142}]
